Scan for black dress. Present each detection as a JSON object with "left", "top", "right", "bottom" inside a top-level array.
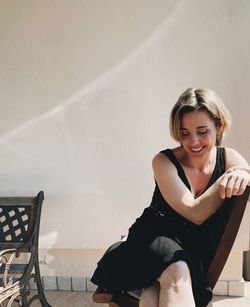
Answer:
[{"left": 91, "top": 147, "right": 226, "bottom": 307}]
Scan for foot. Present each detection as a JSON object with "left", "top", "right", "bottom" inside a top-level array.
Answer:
[{"left": 92, "top": 287, "right": 113, "bottom": 303}]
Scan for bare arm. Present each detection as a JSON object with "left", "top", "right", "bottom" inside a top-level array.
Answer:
[{"left": 152, "top": 148, "right": 249, "bottom": 225}]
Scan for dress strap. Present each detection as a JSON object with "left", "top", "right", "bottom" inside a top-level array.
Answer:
[
  {"left": 159, "top": 149, "right": 190, "bottom": 189},
  {"left": 217, "top": 147, "right": 226, "bottom": 173},
  {"left": 207, "top": 147, "right": 225, "bottom": 187}
]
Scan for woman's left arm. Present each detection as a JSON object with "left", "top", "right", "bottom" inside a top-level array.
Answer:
[{"left": 218, "top": 148, "right": 250, "bottom": 200}]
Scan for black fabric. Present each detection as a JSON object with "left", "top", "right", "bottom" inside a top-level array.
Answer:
[{"left": 91, "top": 147, "right": 226, "bottom": 307}]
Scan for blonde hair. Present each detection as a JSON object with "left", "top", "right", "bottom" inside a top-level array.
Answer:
[{"left": 170, "top": 88, "right": 231, "bottom": 146}]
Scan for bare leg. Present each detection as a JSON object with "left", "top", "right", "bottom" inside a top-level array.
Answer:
[
  {"left": 139, "top": 281, "right": 160, "bottom": 307},
  {"left": 158, "top": 261, "right": 195, "bottom": 307}
]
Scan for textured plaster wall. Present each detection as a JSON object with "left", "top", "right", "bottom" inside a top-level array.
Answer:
[{"left": 0, "top": 0, "right": 249, "bottom": 265}]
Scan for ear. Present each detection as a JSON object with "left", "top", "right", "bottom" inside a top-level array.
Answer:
[
  {"left": 216, "top": 120, "right": 224, "bottom": 135},
  {"left": 215, "top": 122, "right": 223, "bottom": 146}
]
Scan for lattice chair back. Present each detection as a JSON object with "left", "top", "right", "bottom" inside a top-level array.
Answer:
[{"left": 0, "top": 193, "right": 42, "bottom": 250}]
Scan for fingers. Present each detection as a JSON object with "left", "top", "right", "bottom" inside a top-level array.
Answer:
[
  {"left": 231, "top": 177, "right": 241, "bottom": 195},
  {"left": 218, "top": 170, "right": 249, "bottom": 199},
  {"left": 237, "top": 178, "right": 248, "bottom": 196},
  {"left": 226, "top": 176, "right": 237, "bottom": 198},
  {"left": 219, "top": 175, "right": 229, "bottom": 199}
]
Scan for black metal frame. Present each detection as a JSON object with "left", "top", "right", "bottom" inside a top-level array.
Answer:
[{"left": 0, "top": 191, "right": 51, "bottom": 306}]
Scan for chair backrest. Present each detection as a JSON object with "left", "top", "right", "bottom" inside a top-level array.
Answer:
[
  {"left": 207, "top": 186, "right": 250, "bottom": 289},
  {"left": 0, "top": 191, "right": 44, "bottom": 252},
  {"left": 0, "top": 191, "right": 51, "bottom": 306}
]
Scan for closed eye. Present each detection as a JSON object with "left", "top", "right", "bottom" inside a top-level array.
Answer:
[{"left": 198, "top": 130, "right": 208, "bottom": 135}]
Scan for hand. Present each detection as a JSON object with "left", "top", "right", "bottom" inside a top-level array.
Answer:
[
  {"left": 217, "top": 167, "right": 250, "bottom": 199},
  {"left": 226, "top": 165, "right": 250, "bottom": 176}
]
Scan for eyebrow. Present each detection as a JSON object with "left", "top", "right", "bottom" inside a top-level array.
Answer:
[{"left": 180, "top": 125, "right": 208, "bottom": 130}]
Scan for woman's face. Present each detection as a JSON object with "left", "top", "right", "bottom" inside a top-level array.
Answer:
[{"left": 179, "top": 111, "right": 219, "bottom": 157}]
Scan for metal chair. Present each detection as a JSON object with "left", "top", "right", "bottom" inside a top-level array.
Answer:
[{"left": 0, "top": 191, "right": 51, "bottom": 306}]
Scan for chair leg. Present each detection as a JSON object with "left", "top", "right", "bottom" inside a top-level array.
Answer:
[
  {"left": 32, "top": 256, "right": 51, "bottom": 307},
  {"left": 20, "top": 292, "right": 28, "bottom": 307}
]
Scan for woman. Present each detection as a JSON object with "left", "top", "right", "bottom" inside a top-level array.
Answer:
[{"left": 91, "top": 88, "right": 250, "bottom": 307}]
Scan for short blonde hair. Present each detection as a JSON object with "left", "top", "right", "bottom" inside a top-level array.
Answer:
[{"left": 170, "top": 88, "right": 231, "bottom": 146}]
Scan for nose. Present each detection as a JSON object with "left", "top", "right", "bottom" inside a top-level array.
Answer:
[{"left": 190, "top": 134, "right": 200, "bottom": 145}]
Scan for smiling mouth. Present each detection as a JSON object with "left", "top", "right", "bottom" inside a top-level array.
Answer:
[{"left": 191, "top": 146, "right": 204, "bottom": 152}]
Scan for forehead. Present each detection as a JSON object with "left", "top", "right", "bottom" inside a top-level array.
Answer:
[{"left": 181, "top": 111, "right": 215, "bottom": 128}]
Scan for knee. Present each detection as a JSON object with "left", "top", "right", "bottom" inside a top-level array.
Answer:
[{"left": 158, "top": 261, "right": 191, "bottom": 286}]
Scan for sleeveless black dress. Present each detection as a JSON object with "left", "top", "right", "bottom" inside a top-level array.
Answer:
[{"left": 91, "top": 147, "right": 226, "bottom": 307}]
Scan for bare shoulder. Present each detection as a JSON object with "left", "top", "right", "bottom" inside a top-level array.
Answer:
[
  {"left": 152, "top": 148, "right": 180, "bottom": 172},
  {"left": 224, "top": 147, "right": 248, "bottom": 170},
  {"left": 152, "top": 151, "right": 169, "bottom": 165},
  {"left": 152, "top": 152, "right": 174, "bottom": 172}
]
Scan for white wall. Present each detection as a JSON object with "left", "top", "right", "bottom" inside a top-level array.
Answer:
[{"left": 0, "top": 0, "right": 249, "bottom": 253}]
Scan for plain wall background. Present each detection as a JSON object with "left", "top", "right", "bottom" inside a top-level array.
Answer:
[{"left": 0, "top": 0, "right": 249, "bottom": 250}]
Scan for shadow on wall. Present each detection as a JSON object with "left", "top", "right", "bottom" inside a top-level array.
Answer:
[{"left": 0, "top": 0, "right": 180, "bottom": 138}]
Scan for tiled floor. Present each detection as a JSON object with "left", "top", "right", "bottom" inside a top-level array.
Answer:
[
  {"left": 24, "top": 291, "right": 250, "bottom": 307},
  {"left": 29, "top": 291, "right": 108, "bottom": 307},
  {"left": 36, "top": 291, "right": 108, "bottom": 307}
]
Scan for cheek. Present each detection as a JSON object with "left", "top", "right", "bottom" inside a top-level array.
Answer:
[
  {"left": 202, "top": 132, "right": 217, "bottom": 144},
  {"left": 179, "top": 137, "right": 189, "bottom": 145}
]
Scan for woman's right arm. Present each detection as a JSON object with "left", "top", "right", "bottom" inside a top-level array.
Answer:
[{"left": 152, "top": 153, "right": 249, "bottom": 225}]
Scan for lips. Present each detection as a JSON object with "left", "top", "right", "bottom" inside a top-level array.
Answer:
[{"left": 191, "top": 146, "right": 204, "bottom": 153}]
